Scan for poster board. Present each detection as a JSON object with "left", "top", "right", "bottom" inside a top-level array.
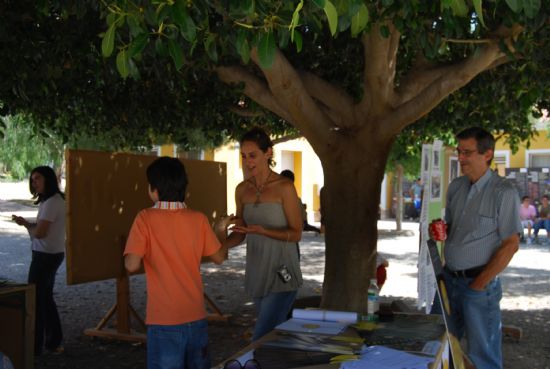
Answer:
[{"left": 65, "top": 149, "right": 226, "bottom": 285}]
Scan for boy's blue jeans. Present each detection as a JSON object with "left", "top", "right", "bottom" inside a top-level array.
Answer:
[
  {"left": 252, "top": 290, "right": 297, "bottom": 341},
  {"left": 147, "top": 319, "right": 210, "bottom": 369},
  {"left": 445, "top": 273, "right": 503, "bottom": 369}
]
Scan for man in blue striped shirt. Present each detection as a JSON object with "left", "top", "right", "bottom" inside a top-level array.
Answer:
[{"left": 443, "top": 127, "right": 522, "bottom": 369}]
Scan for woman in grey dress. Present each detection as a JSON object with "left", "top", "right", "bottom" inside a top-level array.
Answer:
[{"left": 226, "top": 127, "right": 303, "bottom": 341}]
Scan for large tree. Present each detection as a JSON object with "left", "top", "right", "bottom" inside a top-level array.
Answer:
[{"left": 1, "top": 1, "right": 549, "bottom": 311}]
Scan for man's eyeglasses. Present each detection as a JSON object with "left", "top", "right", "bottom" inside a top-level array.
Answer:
[
  {"left": 223, "top": 359, "right": 262, "bottom": 369},
  {"left": 455, "top": 148, "right": 478, "bottom": 157}
]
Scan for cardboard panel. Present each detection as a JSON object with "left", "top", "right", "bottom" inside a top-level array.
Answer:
[{"left": 65, "top": 150, "right": 226, "bottom": 285}]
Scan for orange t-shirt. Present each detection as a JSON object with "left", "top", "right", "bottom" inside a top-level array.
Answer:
[{"left": 124, "top": 207, "right": 221, "bottom": 325}]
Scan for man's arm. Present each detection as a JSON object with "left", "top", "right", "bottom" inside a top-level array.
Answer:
[{"left": 469, "top": 233, "right": 519, "bottom": 291}]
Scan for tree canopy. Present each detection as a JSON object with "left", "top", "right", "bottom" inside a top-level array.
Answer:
[{"left": 1, "top": 0, "right": 549, "bottom": 310}]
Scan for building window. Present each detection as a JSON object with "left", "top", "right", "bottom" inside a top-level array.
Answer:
[{"left": 526, "top": 149, "right": 550, "bottom": 168}]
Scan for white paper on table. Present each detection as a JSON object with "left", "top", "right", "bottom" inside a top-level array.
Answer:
[
  {"left": 421, "top": 341, "right": 441, "bottom": 356},
  {"left": 341, "top": 345, "right": 434, "bottom": 369},
  {"left": 291, "top": 309, "right": 358, "bottom": 323},
  {"left": 275, "top": 318, "right": 348, "bottom": 335}
]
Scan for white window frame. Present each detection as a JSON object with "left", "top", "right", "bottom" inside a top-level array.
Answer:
[
  {"left": 525, "top": 149, "right": 550, "bottom": 167},
  {"left": 493, "top": 150, "right": 510, "bottom": 168}
]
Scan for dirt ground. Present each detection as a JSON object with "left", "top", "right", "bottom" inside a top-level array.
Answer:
[{"left": 1, "top": 184, "right": 549, "bottom": 369}]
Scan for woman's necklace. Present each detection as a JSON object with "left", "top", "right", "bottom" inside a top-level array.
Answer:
[{"left": 252, "top": 171, "right": 273, "bottom": 206}]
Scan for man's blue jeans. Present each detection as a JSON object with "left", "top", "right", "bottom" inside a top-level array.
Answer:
[
  {"left": 147, "top": 319, "right": 210, "bottom": 369},
  {"left": 445, "top": 273, "right": 503, "bottom": 369},
  {"left": 252, "top": 290, "right": 297, "bottom": 341},
  {"left": 533, "top": 219, "right": 550, "bottom": 237}
]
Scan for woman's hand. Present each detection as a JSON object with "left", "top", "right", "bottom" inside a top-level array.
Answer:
[
  {"left": 230, "top": 224, "right": 266, "bottom": 235},
  {"left": 11, "top": 215, "right": 29, "bottom": 227},
  {"left": 214, "top": 214, "right": 239, "bottom": 232}
]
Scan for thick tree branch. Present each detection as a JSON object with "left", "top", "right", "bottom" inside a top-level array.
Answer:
[
  {"left": 251, "top": 48, "right": 332, "bottom": 151},
  {"left": 361, "top": 22, "right": 400, "bottom": 115},
  {"left": 301, "top": 71, "right": 356, "bottom": 128},
  {"left": 272, "top": 132, "right": 302, "bottom": 145},
  {"left": 378, "top": 42, "right": 509, "bottom": 138},
  {"left": 227, "top": 106, "right": 265, "bottom": 117},
  {"left": 215, "top": 65, "right": 294, "bottom": 124}
]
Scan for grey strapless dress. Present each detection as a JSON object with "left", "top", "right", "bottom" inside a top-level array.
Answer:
[{"left": 243, "top": 203, "right": 303, "bottom": 298}]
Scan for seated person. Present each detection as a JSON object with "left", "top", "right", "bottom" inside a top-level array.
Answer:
[
  {"left": 519, "top": 195, "right": 537, "bottom": 243},
  {"left": 280, "top": 169, "right": 321, "bottom": 234},
  {"left": 534, "top": 194, "right": 550, "bottom": 243}
]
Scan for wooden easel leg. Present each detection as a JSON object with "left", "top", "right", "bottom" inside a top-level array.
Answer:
[{"left": 84, "top": 275, "right": 146, "bottom": 342}]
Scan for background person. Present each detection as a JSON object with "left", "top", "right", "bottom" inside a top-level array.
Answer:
[
  {"left": 225, "top": 128, "right": 303, "bottom": 341},
  {"left": 519, "top": 195, "right": 537, "bottom": 244},
  {"left": 124, "top": 157, "right": 229, "bottom": 369},
  {"left": 533, "top": 195, "right": 550, "bottom": 243},
  {"left": 441, "top": 127, "right": 521, "bottom": 369},
  {"left": 280, "top": 169, "right": 321, "bottom": 234},
  {"left": 12, "top": 166, "right": 65, "bottom": 355}
]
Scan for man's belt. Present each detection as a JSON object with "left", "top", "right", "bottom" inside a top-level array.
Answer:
[{"left": 445, "top": 265, "right": 486, "bottom": 278}]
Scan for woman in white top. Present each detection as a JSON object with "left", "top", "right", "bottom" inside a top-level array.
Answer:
[{"left": 12, "top": 166, "right": 65, "bottom": 355}]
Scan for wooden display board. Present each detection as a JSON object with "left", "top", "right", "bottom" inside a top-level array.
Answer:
[{"left": 65, "top": 149, "right": 227, "bottom": 285}]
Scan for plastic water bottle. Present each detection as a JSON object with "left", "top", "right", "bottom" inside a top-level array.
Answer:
[{"left": 366, "top": 278, "right": 379, "bottom": 322}]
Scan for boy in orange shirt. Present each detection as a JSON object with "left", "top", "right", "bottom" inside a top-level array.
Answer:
[{"left": 124, "top": 157, "right": 229, "bottom": 369}]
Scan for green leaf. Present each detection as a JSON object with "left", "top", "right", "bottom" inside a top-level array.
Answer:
[
  {"left": 441, "top": 0, "right": 468, "bottom": 17},
  {"left": 472, "top": 0, "right": 485, "bottom": 27},
  {"left": 324, "top": 1, "right": 338, "bottom": 36},
  {"left": 504, "top": 0, "right": 522, "bottom": 13},
  {"left": 128, "top": 58, "right": 140, "bottom": 80},
  {"left": 293, "top": 30, "right": 303, "bottom": 53},
  {"left": 116, "top": 49, "right": 129, "bottom": 78},
  {"left": 312, "top": 0, "right": 326, "bottom": 8},
  {"left": 204, "top": 34, "right": 218, "bottom": 62},
  {"left": 101, "top": 24, "right": 116, "bottom": 57},
  {"left": 290, "top": 0, "right": 303, "bottom": 41},
  {"left": 106, "top": 13, "right": 116, "bottom": 27},
  {"left": 523, "top": 0, "right": 541, "bottom": 18},
  {"left": 350, "top": 4, "right": 369, "bottom": 37},
  {"left": 258, "top": 30, "right": 276, "bottom": 69},
  {"left": 128, "top": 33, "right": 149, "bottom": 57},
  {"left": 172, "top": 0, "right": 197, "bottom": 42},
  {"left": 155, "top": 38, "right": 168, "bottom": 57},
  {"left": 235, "top": 30, "right": 250, "bottom": 64},
  {"left": 168, "top": 39, "right": 184, "bottom": 70},
  {"left": 380, "top": 25, "right": 390, "bottom": 38},
  {"left": 242, "top": 0, "right": 255, "bottom": 16}
]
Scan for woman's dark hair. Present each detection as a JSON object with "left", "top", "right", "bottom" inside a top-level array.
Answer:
[
  {"left": 29, "top": 166, "right": 64, "bottom": 205},
  {"left": 240, "top": 127, "right": 275, "bottom": 167},
  {"left": 146, "top": 157, "right": 188, "bottom": 202}
]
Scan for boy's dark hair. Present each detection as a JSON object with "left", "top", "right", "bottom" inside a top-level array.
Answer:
[
  {"left": 29, "top": 166, "right": 64, "bottom": 205},
  {"left": 280, "top": 169, "right": 295, "bottom": 182},
  {"left": 521, "top": 195, "right": 531, "bottom": 202},
  {"left": 146, "top": 157, "right": 188, "bottom": 202},
  {"left": 240, "top": 127, "right": 275, "bottom": 167},
  {"left": 456, "top": 127, "right": 495, "bottom": 165}
]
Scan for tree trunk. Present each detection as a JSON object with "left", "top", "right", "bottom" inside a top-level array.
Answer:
[
  {"left": 318, "top": 135, "right": 391, "bottom": 313},
  {"left": 395, "top": 164, "right": 403, "bottom": 231}
]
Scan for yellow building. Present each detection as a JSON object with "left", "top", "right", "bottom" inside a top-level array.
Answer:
[{"left": 494, "top": 125, "right": 550, "bottom": 175}]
